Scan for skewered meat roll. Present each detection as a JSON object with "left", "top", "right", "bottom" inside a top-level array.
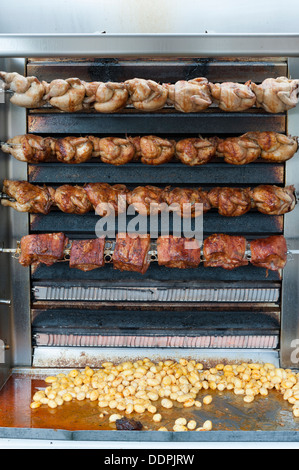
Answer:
[
  {"left": 97, "top": 137, "right": 136, "bottom": 165},
  {"left": 125, "top": 78, "right": 168, "bottom": 111},
  {"left": 19, "top": 232, "right": 68, "bottom": 267},
  {"left": 2, "top": 180, "right": 55, "bottom": 214},
  {"left": 250, "top": 185, "right": 296, "bottom": 215},
  {"left": 139, "top": 136, "right": 175, "bottom": 165},
  {"left": 162, "top": 186, "right": 211, "bottom": 217},
  {"left": 1, "top": 134, "right": 55, "bottom": 163},
  {"left": 42, "top": 78, "right": 86, "bottom": 112},
  {"left": 0, "top": 72, "right": 46, "bottom": 108},
  {"left": 69, "top": 238, "right": 105, "bottom": 271},
  {"left": 84, "top": 81, "right": 129, "bottom": 113},
  {"left": 250, "top": 235, "right": 287, "bottom": 271},
  {"left": 84, "top": 183, "right": 129, "bottom": 216},
  {"left": 243, "top": 132, "right": 298, "bottom": 162},
  {"left": 209, "top": 81, "right": 256, "bottom": 112},
  {"left": 128, "top": 185, "right": 164, "bottom": 216},
  {"left": 113, "top": 233, "right": 151, "bottom": 274},
  {"left": 208, "top": 187, "right": 253, "bottom": 217},
  {"left": 54, "top": 136, "right": 93, "bottom": 164},
  {"left": 157, "top": 235, "right": 202, "bottom": 268},
  {"left": 251, "top": 77, "right": 299, "bottom": 113},
  {"left": 216, "top": 135, "right": 261, "bottom": 165},
  {"left": 54, "top": 185, "right": 92, "bottom": 214},
  {"left": 175, "top": 137, "right": 217, "bottom": 166},
  {"left": 164, "top": 78, "right": 212, "bottom": 112},
  {"left": 203, "top": 234, "right": 248, "bottom": 270}
]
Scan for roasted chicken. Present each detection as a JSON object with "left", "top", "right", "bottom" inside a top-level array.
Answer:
[
  {"left": 97, "top": 137, "right": 136, "bottom": 165},
  {"left": 1, "top": 180, "right": 55, "bottom": 214},
  {"left": 209, "top": 81, "right": 256, "bottom": 112},
  {"left": 157, "top": 235, "right": 202, "bottom": 268},
  {"left": 251, "top": 77, "right": 299, "bottom": 113},
  {"left": 250, "top": 184, "right": 296, "bottom": 215},
  {"left": 203, "top": 233, "right": 248, "bottom": 270},
  {"left": 84, "top": 183, "right": 129, "bottom": 216},
  {"left": 19, "top": 232, "right": 68, "bottom": 267},
  {"left": 85, "top": 81, "right": 128, "bottom": 113},
  {"left": 208, "top": 187, "right": 253, "bottom": 217},
  {"left": 243, "top": 132, "right": 298, "bottom": 162},
  {"left": 43, "top": 78, "right": 86, "bottom": 112},
  {"left": 250, "top": 235, "right": 287, "bottom": 271},
  {"left": 165, "top": 78, "right": 212, "bottom": 112},
  {"left": 55, "top": 136, "right": 93, "bottom": 164},
  {"left": 175, "top": 137, "right": 217, "bottom": 166},
  {"left": 54, "top": 185, "right": 92, "bottom": 214},
  {"left": 139, "top": 136, "right": 175, "bottom": 165},
  {"left": 69, "top": 238, "right": 105, "bottom": 271},
  {"left": 216, "top": 135, "right": 261, "bottom": 165},
  {"left": 113, "top": 233, "right": 151, "bottom": 274},
  {"left": 128, "top": 185, "right": 164, "bottom": 216},
  {"left": 1, "top": 134, "right": 55, "bottom": 163},
  {"left": 125, "top": 78, "right": 168, "bottom": 111},
  {"left": 162, "top": 186, "right": 211, "bottom": 217},
  {"left": 0, "top": 71, "right": 46, "bottom": 108}
]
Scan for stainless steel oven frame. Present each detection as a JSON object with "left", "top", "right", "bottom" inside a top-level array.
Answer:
[{"left": 0, "top": 34, "right": 299, "bottom": 445}]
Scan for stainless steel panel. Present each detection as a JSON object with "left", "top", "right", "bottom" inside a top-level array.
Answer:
[
  {"left": 0, "top": 34, "right": 299, "bottom": 58},
  {"left": 4, "top": 58, "right": 31, "bottom": 367}
]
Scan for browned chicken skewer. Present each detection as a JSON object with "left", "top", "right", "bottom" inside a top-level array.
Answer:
[
  {"left": 2, "top": 72, "right": 299, "bottom": 114},
  {"left": 2, "top": 132, "right": 297, "bottom": 166},
  {"left": 1, "top": 181, "right": 297, "bottom": 217}
]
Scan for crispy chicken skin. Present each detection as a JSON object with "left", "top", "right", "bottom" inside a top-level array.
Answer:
[
  {"left": 69, "top": 238, "right": 105, "bottom": 271},
  {"left": 203, "top": 234, "right": 248, "bottom": 270},
  {"left": 113, "top": 233, "right": 151, "bottom": 274},
  {"left": 2, "top": 180, "right": 55, "bottom": 214},
  {"left": 1, "top": 134, "right": 55, "bottom": 163},
  {"left": 55, "top": 136, "right": 93, "bottom": 164},
  {"left": 128, "top": 185, "right": 164, "bottom": 216},
  {"left": 125, "top": 78, "right": 168, "bottom": 111},
  {"left": 250, "top": 235, "right": 287, "bottom": 271},
  {"left": 165, "top": 78, "right": 212, "bottom": 112},
  {"left": 208, "top": 187, "right": 253, "bottom": 217},
  {"left": 251, "top": 77, "right": 299, "bottom": 113},
  {"left": 216, "top": 135, "right": 261, "bottom": 165},
  {"left": 139, "top": 136, "right": 175, "bottom": 165},
  {"left": 97, "top": 137, "right": 136, "bottom": 165},
  {"left": 243, "top": 132, "right": 298, "bottom": 162},
  {"left": 19, "top": 232, "right": 68, "bottom": 267},
  {"left": 162, "top": 186, "right": 211, "bottom": 217},
  {"left": 84, "top": 183, "right": 129, "bottom": 216},
  {"left": 157, "top": 235, "right": 202, "bottom": 268},
  {"left": 54, "top": 185, "right": 92, "bottom": 214},
  {"left": 209, "top": 81, "right": 256, "bottom": 112},
  {"left": 251, "top": 185, "right": 296, "bottom": 215},
  {"left": 175, "top": 137, "right": 217, "bottom": 166},
  {"left": 0, "top": 72, "right": 46, "bottom": 108}
]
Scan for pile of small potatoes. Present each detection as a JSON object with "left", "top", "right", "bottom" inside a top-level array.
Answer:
[{"left": 30, "top": 358, "right": 299, "bottom": 429}]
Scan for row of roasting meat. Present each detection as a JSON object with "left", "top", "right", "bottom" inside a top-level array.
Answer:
[
  {"left": 17, "top": 232, "right": 287, "bottom": 273},
  {"left": 1, "top": 72, "right": 299, "bottom": 114},
  {"left": 1, "top": 132, "right": 298, "bottom": 166},
  {"left": 1, "top": 180, "right": 296, "bottom": 217}
]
